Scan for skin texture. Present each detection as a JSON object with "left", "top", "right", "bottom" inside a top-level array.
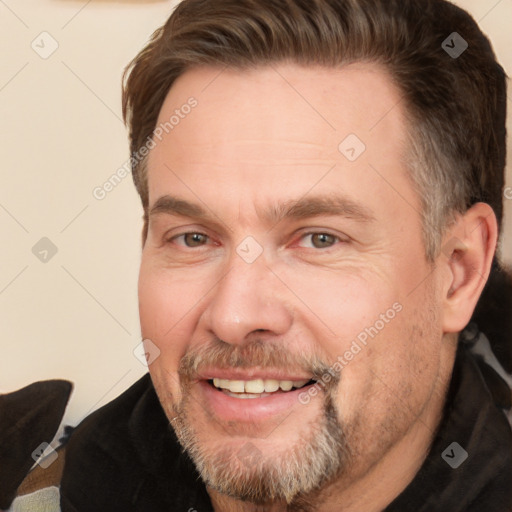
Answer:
[{"left": 138, "top": 63, "right": 497, "bottom": 512}]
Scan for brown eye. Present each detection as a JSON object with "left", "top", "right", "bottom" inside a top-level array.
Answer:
[
  {"left": 182, "top": 233, "right": 208, "bottom": 247},
  {"left": 310, "top": 233, "right": 337, "bottom": 248}
]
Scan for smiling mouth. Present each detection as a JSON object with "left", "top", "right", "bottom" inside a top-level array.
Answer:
[{"left": 208, "top": 378, "right": 316, "bottom": 399}]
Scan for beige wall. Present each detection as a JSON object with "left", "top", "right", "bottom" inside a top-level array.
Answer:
[{"left": 1, "top": 0, "right": 511, "bottom": 426}]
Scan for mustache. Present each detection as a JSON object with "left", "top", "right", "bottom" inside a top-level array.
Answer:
[{"left": 178, "top": 337, "right": 339, "bottom": 387}]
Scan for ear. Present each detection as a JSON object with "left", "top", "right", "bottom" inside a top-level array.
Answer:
[{"left": 440, "top": 203, "right": 498, "bottom": 333}]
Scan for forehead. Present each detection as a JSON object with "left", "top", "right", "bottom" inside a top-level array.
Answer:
[
  {"left": 153, "top": 62, "right": 405, "bottom": 152},
  {"left": 146, "top": 62, "right": 418, "bottom": 221}
]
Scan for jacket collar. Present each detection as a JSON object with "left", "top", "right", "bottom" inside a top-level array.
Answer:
[{"left": 385, "top": 345, "right": 512, "bottom": 511}]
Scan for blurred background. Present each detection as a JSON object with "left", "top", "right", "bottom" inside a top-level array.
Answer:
[{"left": 1, "top": 0, "right": 511, "bottom": 427}]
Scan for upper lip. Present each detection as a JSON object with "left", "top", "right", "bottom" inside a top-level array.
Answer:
[{"left": 197, "top": 368, "right": 314, "bottom": 382}]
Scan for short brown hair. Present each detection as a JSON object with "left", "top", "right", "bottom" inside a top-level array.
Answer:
[{"left": 122, "top": 0, "right": 506, "bottom": 261}]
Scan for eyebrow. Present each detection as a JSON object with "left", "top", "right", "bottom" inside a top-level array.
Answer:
[
  {"left": 148, "top": 194, "right": 376, "bottom": 225},
  {"left": 150, "top": 196, "right": 207, "bottom": 219},
  {"left": 265, "top": 195, "right": 376, "bottom": 225}
]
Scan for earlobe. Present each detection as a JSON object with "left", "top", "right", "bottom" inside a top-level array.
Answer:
[{"left": 440, "top": 203, "right": 498, "bottom": 333}]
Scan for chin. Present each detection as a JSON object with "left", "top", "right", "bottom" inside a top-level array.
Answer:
[{"left": 168, "top": 388, "right": 352, "bottom": 504}]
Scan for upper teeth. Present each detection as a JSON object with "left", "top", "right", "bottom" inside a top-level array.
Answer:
[{"left": 212, "top": 378, "right": 309, "bottom": 394}]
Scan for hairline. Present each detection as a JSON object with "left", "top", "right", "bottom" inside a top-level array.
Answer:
[{"left": 135, "top": 62, "right": 461, "bottom": 261}]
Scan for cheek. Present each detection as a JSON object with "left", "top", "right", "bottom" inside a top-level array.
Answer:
[
  {"left": 277, "top": 263, "right": 400, "bottom": 354},
  {"left": 277, "top": 264, "right": 429, "bottom": 420},
  {"left": 338, "top": 292, "right": 441, "bottom": 427},
  {"left": 138, "top": 260, "right": 206, "bottom": 368}
]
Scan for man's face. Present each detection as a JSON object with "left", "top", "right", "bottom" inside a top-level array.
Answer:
[{"left": 139, "top": 64, "right": 451, "bottom": 504}]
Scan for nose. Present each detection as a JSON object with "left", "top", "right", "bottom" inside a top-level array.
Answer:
[{"left": 201, "top": 254, "right": 293, "bottom": 346}]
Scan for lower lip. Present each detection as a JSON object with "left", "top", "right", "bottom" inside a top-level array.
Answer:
[{"left": 198, "top": 380, "right": 318, "bottom": 422}]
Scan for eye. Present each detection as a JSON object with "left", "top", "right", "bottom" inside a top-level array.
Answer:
[
  {"left": 172, "top": 232, "right": 210, "bottom": 247},
  {"left": 299, "top": 232, "right": 341, "bottom": 249}
]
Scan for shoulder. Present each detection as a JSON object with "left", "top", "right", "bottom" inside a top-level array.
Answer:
[
  {"left": 60, "top": 374, "right": 211, "bottom": 512},
  {"left": 60, "top": 374, "right": 158, "bottom": 510},
  {"left": 64, "top": 373, "right": 154, "bottom": 468}
]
